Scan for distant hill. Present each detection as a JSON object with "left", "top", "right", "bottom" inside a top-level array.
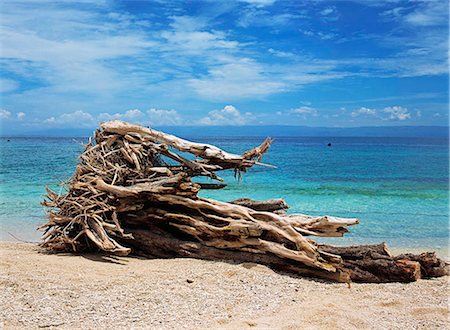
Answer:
[
  {"left": 161, "top": 126, "right": 449, "bottom": 138},
  {"left": 2, "top": 125, "right": 448, "bottom": 138}
]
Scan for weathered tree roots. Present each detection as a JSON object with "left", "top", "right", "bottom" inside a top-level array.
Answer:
[{"left": 40, "top": 120, "right": 448, "bottom": 283}]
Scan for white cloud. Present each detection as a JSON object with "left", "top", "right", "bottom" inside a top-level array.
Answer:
[
  {"left": 159, "top": 15, "right": 240, "bottom": 56},
  {"left": 98, "top": 109, "right": 145, "bottom": 122},
  {"left": 351, "top": 107, "right": 377, "bottom": 117},
  {"left": 320, "top": 6, "right": 337, "bottom": 16},
  {"left": 41, "top": 108, "right": 183, "bottom": 128},
  {"left": 376, "top": 2, "right": 447, "bottom": 78},
  {"left": 380, "top": 7, "right": 405, "bottom": 19},
  {"left": 37, "top": 106, "right": 255, "bottom": 127},
  {"left": 200, "top": 105, "right": 254, "bottom": 125},
  {"left": 0, "top": 2, "right": 158, "bottom": 101},
  {"left": 237, "top": 6, "right": 305, "bottom": 28},
  {"left": 147, "top": 108, "right": 183, "bottom": 126},
  {"left": 0, "top": 109, "right": 12, "bottom": 119},
  {"left": 1, "top": 0, "right": 446, "bottom": 124},
  {"left": 122, "top": 109, "right": 143, "bottom": 120},
  {"left": 271, "top": 106, "right": 320, "bottom": 122},
  {"left": 300, "top": 29, "right": 338, "bottom": 41},
  {"left": 319, "top": 6, "right": 339, "bottom": 21},
  {"left": 17, "top": 112, "right": 25, "bottom": 121},
  {"left": 189, "top": 59, "right": 286, "bottom": 100},
  {"left": 317, "top": 32, "right": 337, "bottom": 40},
  {"left": 383, "top": 106, "right": 410, "bottom": 120},
  {"left": 189, "top": 55, "right": 346, "bottom": 100},
  {"left": 349, "top": 105, "right": 411, "bottom": 121},
  {"left": 168, "top": 15, "right": 207, "bottom": 32},
  {"left": 44, "top": 110, "right": 96, "bottom": 127},
  {"left": 290, "top": 106, "right": 318, "bottom": 116},
  {"left": 403, "top": 2, "right": 448, "bottom": 27},
  {"left": 160, "top": 29, "right": 239, "bottom": 54},
  {"left": 239, "top": 0, "right": 277, "bottom": 7},
  {"left": 1, "top": 30, "right": 155, "bottom": 95},
  {"left": 268, "top": 48, "right": 296, "bottom": 58}
]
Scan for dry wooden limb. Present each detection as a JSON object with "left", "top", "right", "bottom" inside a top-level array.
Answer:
[
  {"left": 286, "top": 214, "right": 359, "bottom": 237},
  {"left": 318, "top": 243, "right": 392, "bottom": 259},
  {"left": 319, "top": 243, "right": 449, "bottom": 282},
  {"left": 229, "top": 199, "right": 359, "bottom": 236},
  {"left": 125, "top": 193, "right": 335, "bottom": 270},
  {"left": 39, "top": 120, "right": 448, "bottom": 283},
  {"left": 394, "top": 252, "right": 449, "bottom": 278},
  {"left": 100, "top": 120, "right": 273, "bottom": 171},
  {"left": 124, "top": 228, "right": 350, "bottom": 282},
  {"left": 242, "top": 137, "right": 272, "bottom": 161},
  {"left": 230, "top": 198, "right": 289, "bottom": 212},
  {"left": 93, "top": 173, "right": 198, "bottom": 197}
]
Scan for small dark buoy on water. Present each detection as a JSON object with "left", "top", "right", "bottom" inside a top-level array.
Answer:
[
  {"left": 327, "top": 143, "right": 331, "bottom": 147},
  {"left": 7, "top": 139, "right": 10, "bottom": 142}
]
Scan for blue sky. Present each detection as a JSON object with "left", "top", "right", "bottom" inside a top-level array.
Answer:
[{"left": 0, "top": 0, "right": 448, "bottom": 132}]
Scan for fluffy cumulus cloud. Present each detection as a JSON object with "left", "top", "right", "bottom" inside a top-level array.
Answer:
[
  {"left": 350, "top": 105, "right": 411, "bottom": 121},
  {"left": 98, "top": 109, "right": 145, "bottom": 123},
  {"left": 17, "top": 112, "right": 25, "bottom": 120},
  {"left": 351, "top": 107, "right": 377, "bottom": 117},
  {"left": 383, "top": 106, "right": 410, "bottom": 120},
  {"left": 200, "top": 105, "right": 254, "bottom": 126},
  {"left": 0, "top": 109, "right": 26, "bottom": 122},
  {"left": 44, "top": 110, "right": 96, "bottom": 127},
  {"left": 147, "top": 108, "right": 183, "bottom": 126},
  {"left": 0, "top": 109, "right": 11, "bottom": 119},
  {"left": 41, "top": 108, "right": 184, "bottom": 128}
]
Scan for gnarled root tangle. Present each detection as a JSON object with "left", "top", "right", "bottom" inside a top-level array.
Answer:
[{"left": 40, "top": 120, "right": 448, "bottom": 283}]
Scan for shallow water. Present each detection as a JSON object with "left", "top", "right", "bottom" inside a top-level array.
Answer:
[{"left": 0, "top": 136, "right": 448, "bottom": 256}]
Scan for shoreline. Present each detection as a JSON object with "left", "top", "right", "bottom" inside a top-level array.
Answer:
[
  {"left": 2, "top": 235, "right": 447, "bottom": 260},
  {"left": 1, "top": 242, "right": 449, "bottom": 329}
]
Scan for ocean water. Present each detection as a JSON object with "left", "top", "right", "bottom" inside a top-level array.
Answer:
[{"left": 0, "top": 136, "right": 448, "bottom": 257}]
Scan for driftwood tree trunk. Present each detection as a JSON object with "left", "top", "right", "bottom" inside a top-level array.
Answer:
[{"left": 40, "top": 120, "right": 448, "bottom": 283}]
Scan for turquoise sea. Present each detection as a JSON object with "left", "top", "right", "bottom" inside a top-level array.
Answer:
[{"left": 0, "top": 136, "right": 448, "bottom": 257}]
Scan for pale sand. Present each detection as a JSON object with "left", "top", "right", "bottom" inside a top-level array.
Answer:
[{"left": 0, "top": 243, "right": 448, "bottom": 330}]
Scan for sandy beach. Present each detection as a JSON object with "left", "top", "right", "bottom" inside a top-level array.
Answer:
[{"left": 0, "top": 242, "right": 448, "bottom": 329}]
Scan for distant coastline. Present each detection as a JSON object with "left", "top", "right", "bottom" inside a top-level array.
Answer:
[{"left": 1, "top": 125, "right": 449, "bottom": 138}]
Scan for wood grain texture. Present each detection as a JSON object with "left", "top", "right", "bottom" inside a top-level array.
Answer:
[{"left": 40, "top": 120, "right": 448, "bottom": 282}]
